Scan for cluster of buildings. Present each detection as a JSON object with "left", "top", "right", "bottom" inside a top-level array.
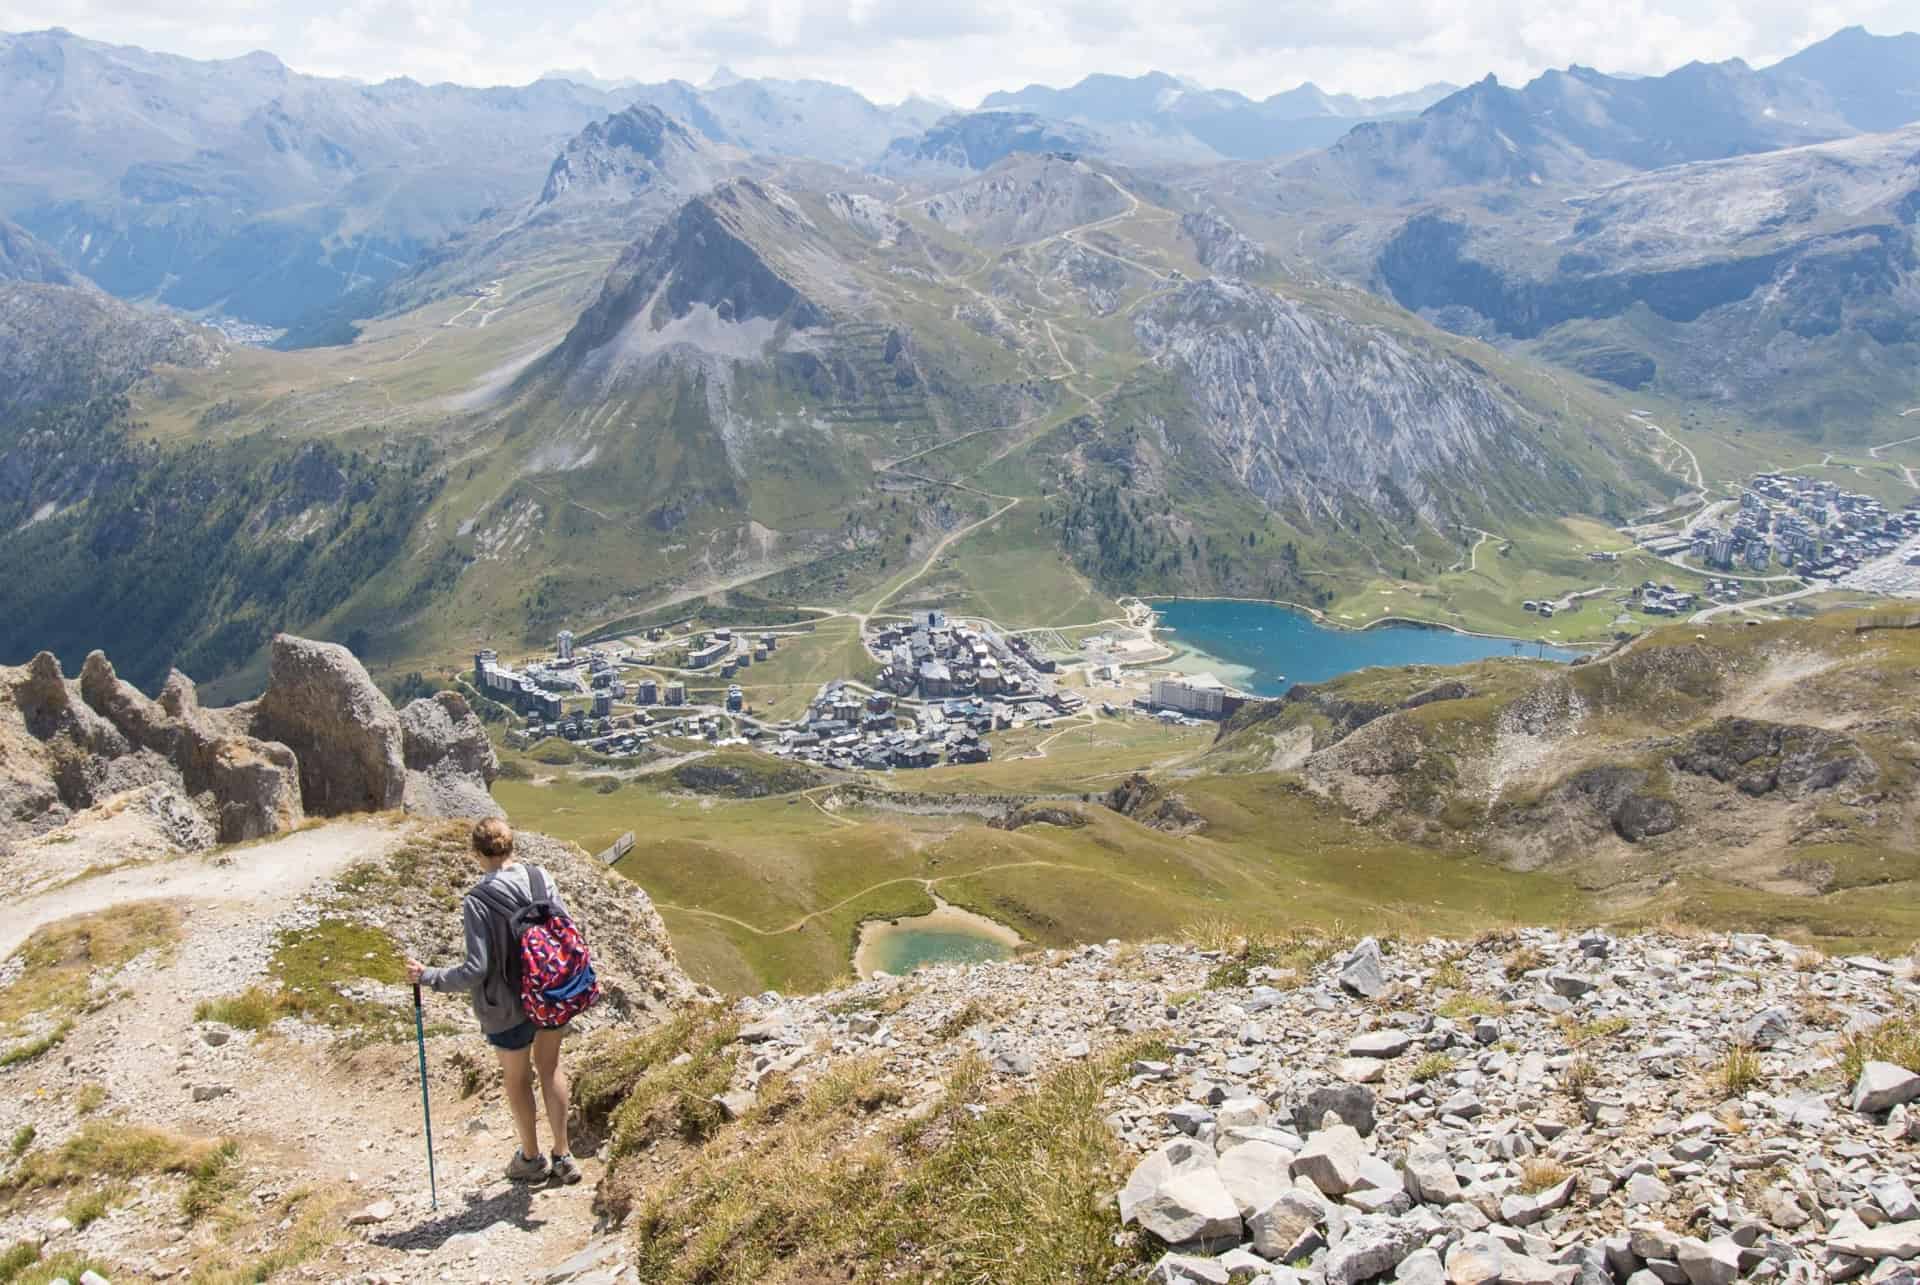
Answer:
[
  {"left": 683, "top": 628, "right": 779, "bottom": 676},
  {"left": 473, "top": 650, "right": 566, "bottom": 721},
  {"left": 1690, "top": 475, "right": 1920, "bottom": 576},
  {"left": 505, "top": 708, "right": 735, "bottom": 759},
  {"left": 870, "top": 613, "right": 1053, "bottom": 702},
  {"left": 1632, "top": 582, "right": 1699, "bottom": 616},
  {"left": 765, "top": 682, "right": 996, "bottom": 771}
]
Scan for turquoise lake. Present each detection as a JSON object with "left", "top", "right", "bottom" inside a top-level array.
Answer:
[
  {"left": 861, "top": 928, "right": 1013, "bottom": 975},
  {"left": 1152, "top": 599, "right": 1578, "bottom": 697}
]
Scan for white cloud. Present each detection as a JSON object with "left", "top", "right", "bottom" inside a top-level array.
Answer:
[{"left": 2, "top": 0, "right": 1913, "bottom": 103}]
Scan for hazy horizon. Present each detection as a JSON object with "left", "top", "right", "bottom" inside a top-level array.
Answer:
[{"left": 4, "top": 2, "right": 1915, "bottom": 110}]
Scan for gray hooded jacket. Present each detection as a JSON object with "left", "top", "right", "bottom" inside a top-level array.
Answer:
[{"left": 421, "top": 863, "right": 566, "bottom": 1034}]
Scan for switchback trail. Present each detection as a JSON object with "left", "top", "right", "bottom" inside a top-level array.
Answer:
[{"left": 651, "top": 857, "right": 1167, "bottom": 938}]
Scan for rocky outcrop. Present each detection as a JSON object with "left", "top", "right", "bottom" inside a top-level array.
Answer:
[
  {"left": 250, "top": 635, "right": 407, "bottom": 816},
  {"left": 1182, "top": 210, "right": 1268, "bottom": 279},
  {"left": 398, "top": 692, "right": 502, "bottom": 820},
  {"left": 0, "top": 634, "right": 497, "bottom": 859},
  {"left": 1107, "top": 773, "right": 1207, "bottom": 834},
  {"left": 1671, "top": 718, "right": 1874, "bottom": 799},
  {"left": 990, "top": 803, "right": 1088, "bottom": 831}
]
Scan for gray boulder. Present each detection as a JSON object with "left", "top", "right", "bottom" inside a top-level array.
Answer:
[
  {"left": 1397, "top": 1248, "right": 1446, "bottom": 1285},
  {"left": 1249, "top": 1189, "right": 1328, "bottom": 1261},
  {"left": 1546, "top": 970, "right": 1596, "bottom": 998},
  {"left": 1828, "top": 1220, "right": 1920, "bottom": 1260},
  {"left": 1122, "top": 1140, "right": 1244, "bottom": 1248},
  {"left": 1447, "top": 1235, "right": 1506, "bottom": 1285},
  {"left": 1404, "top": 1145, "right": 1463, "bottom": 1205},
  {"left": 1675, "top": 1237, "right": 1740, "bottom": 1285},
  {"left": 251, "top": 634, "right": 406, "bottom": 815},
  {"left": 1291, "top": 1124, "right": 1369, "bottom": 1196},
  {"left": 1340, "top": 937, "right": 1388, "bottom": 999},
  {"left": 1217, "top": 1140, "right": 1295, "bottom": 1217},
  {"left": 1349, "top": 1030, "right": 1413, "bottom": 1059},
  {"left": 1852, "top": 1061, "right": 1920, "bottom": 1114},
  {"left": 1502, "top": 1176, "right": 1575, "bottom": 1227},
  {"left": 1324, "top": 1214, "right": 1423, "bottom": 1285},
  {"left": 1149, "top": 1254, "right": 1232, "bottom": 1285},
  {"left": 1294, "top": 1084, "right": 1377, "bottom": 1137},
  {"left": 1735, "top": 1006, "right": 1794, "bottom": 1049}
]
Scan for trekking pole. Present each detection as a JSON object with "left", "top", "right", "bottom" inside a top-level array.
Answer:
[{"left": 412, "top": 984, "right": 439, "bottom": 1210}]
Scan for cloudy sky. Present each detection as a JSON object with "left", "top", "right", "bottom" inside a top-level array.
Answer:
[{"left": 5, "top": 0, "right": 1915, "bottom": 105}]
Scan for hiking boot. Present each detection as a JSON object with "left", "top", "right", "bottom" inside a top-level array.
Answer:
[
  {"left": 550, "top": 1152, "right": 583, "bottom": 1186},
  {"left": 505, "top": 1149, "right": 550, "bottom": 1183}
]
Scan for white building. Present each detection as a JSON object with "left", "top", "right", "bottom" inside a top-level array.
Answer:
[
  {"left": 556, "top": 629, "right": 575, "bottom": 661},
  {"left": 1151, "top": 673, "right": 1226, "bottom": 716}
]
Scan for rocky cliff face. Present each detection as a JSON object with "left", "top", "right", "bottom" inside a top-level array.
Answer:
[
  {"left": 1132, "top": 279, "right": 1557, "bottom": 528},
  {"left": 0, "top": 633, "right": 496, "bottom": 864}
]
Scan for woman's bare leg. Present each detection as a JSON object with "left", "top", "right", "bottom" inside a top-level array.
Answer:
[
  {"left": 495, "top": 1045, "right": 540, "bottom": 1158},
  {"left": 532, "top": 1028, "right": 571, "bottom": 1156}
]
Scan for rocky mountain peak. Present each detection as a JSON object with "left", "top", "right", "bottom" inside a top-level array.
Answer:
[
  {"left": 537, "top": 103, "right": 705, "bottom": 205},
  {"left": 548, "top": 181, "right": 830, "bottom": 387}
]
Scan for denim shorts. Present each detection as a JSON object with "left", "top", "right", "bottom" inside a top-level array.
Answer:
[{"left": 485, "top": 1019, "right": 538, "bottom": 1051}]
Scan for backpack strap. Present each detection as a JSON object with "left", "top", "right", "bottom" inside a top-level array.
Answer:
[{"left": 527, "top": 865, "right": 550, "bottom": 906}]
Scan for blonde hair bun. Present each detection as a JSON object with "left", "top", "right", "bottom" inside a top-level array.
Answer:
[{"left": 471, "top": 817, "right": 515, "bottom": 859}]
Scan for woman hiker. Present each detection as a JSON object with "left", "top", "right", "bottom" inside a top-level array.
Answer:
[{"left": 406, "top": 817, "right": 585, "bottom": 1185}]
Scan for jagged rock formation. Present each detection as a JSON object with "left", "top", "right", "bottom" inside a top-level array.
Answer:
[
  {"left": 0, "top": 633, "right": 496, "bottom": 861},
  {"left": 1181, "top": 210, "right": 1268, "bottom": 278},
  {"left": 399, "top": 691, "right": 505, "bottom": 820}
]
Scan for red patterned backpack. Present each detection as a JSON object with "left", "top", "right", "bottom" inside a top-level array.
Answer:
[{"left": 474, "top": 866, "right": 601, "bottom": 1027}]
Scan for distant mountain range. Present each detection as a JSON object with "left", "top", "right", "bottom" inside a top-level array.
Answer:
[
  {"left": 1289, "top": 27, "right": 1917, "bottom": 198},
  {"left": 8, "top": 23, "right": 1917, "bottom": 339},
  {"left": 979, "top": 70, "right": 1458, "bottom": 159}
]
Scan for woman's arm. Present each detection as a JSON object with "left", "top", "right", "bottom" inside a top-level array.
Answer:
[{"left": 419, "top": 896, "right": 491, "bottom": 992}]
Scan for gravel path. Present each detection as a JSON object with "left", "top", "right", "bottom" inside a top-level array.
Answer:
[{"left": 2, "top": 819, "right": 398, "bottom": 960}]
